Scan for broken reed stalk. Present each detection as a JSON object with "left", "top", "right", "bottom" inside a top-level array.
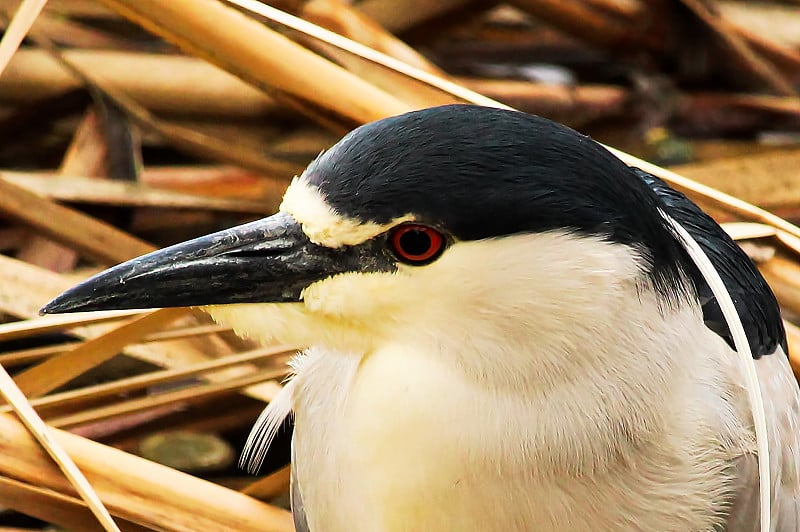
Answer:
[
  {"left": 0, "top": 49, "right": 278, "bottom": 118},
  {"left": 603, "top": 147, "right": 800, "bottom": 255},
  {"left": 6, "top": 10, "right": 124, "bottom": 50},
  {"left": 0, "top": 309, "right": 143, "bottom": 342},
  {"left": 671, "top": 148, "right": 800, "bottom": 210},
  {"left": 0, "top": 366, "right": 120, "bottom": 531},
  {"left": 0, "top": 0, "right": 47, "bottom": 76},
  {"left": 0, "top": 475, "right": 149, "bottom": 532},
  {"left": 3, "top": 346, "right": 293, "bottom": 417},
  {"left": 0, "top": 0, "right": 118, "bottom": 18},
  {"left": 241, "top": 465, "right": 292, "bottom": 501},
  {"left": 297, "top": 0, "right": 457, "bottom": 109},
  {"left": 0, "top": 2, "right": 798, "bottom": 529},
  {"left": 223, "top": 0, "right": 496, "bottom": 108},
  {"left": 678, "top": 0, "right": 796, "bottom": 97},
  {"left": 721, "top": 222, "right": 778, "bottom": 241},
  {"left": 227, "top": 0, "right": 800, "bottom": 244},
  {"left": 0, "top": 323, "right": 233, "bottom": 368},
  {"left": 785, "top": 323, "right": 800, "bottom": 379},
  {"left": 0, "top": 49, "right": 636, "bottom": 125},
  {"left": 301, "top": 0, "right": 446, "bottom": 75},
  {"left": 1, "top": 171, "right": 275, "bottom": 213},
  {"left": 24, "top": 29, "right": 304, "bottom": 178},
  {"left": 20, "top": 102, "right": 105, "bottom": 274},
  {"left": 49, "top": 367, "right": 286, "bottom": 429},
  {"left": 356, "top": 0, "right": 481, "bottom": 34},
  {"left": 758, "top": 252, "right": 800, "bottom": 317},
  {"left": 0, "top": 179, "right": 155, "bottom": 264},
  {"left": 0, "top": 413, "right": 294, "bottom": 531},
  {"left": 97, "top": 0, "right": 413, "bottom": 126},
  {"left": 0, "top": 254, "right": 279, "bottom": 402},
  {"left": 13, "top": 308, "right": 189, "bottom": 398},
  {"left": 0, "top": 178, "right": 155, "bottom": 265}
]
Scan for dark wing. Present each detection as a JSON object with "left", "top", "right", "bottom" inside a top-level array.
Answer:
[
  {"left": 636, "top": 169, "right": 800, "bottom": 529},
  {"left": 633, "top": 168, "right": 786, "bottom": 358}
]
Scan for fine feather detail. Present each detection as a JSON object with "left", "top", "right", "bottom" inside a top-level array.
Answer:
[
  {"left": 663, "top": 210, "right": 771, "bottom": 532},
  {"left": 240, "top": 376, "right": 296, "bottom": 474}
]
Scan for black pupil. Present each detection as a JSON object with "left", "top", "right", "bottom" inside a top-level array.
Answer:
[{"left": 399, "top": 230, "right": 432, "bottom": 256}]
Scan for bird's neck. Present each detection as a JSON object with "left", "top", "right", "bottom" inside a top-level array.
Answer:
[
  {"left": 288, "top": 286, "right": 735, "bottom": 530},
  {"left": 375, "top": 275, "right": 726, "bottom": 460},
  {"left": 384, "top": 271, "right": 698, "bottom": 396}
]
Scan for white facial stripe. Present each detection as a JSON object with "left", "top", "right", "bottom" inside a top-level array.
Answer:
[{"left": 279, "top": 177, "right": 414, "bottom": 248}]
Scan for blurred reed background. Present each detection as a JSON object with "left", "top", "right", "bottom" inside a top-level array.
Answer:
[{"left": 0, "top": 0, "right": 799, "bottom": 530}]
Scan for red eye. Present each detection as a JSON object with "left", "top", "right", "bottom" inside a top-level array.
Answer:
[{"left": 389, "top": 224, "right": 445, "bottom": 265}]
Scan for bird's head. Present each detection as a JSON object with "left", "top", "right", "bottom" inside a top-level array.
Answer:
[{"left": 42, "top": 105, "right": 693, "bottom": 367}]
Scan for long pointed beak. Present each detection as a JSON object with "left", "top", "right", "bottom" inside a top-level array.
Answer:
[{"left": 41, "top": 212, "right": 394, "bottom": 314}]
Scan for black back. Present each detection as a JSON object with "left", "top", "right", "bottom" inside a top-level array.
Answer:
[{"left": 635, "top": 169, "right": 785, "bottom": 358}]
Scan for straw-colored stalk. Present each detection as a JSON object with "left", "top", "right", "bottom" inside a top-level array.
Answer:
[
  {"left": 97, "top": 0, "right": 413, "bottom": 126},
  {"left": 0, "top": 413, "right": 294, "bottom": 531}
]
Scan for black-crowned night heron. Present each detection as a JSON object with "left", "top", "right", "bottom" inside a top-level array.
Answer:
[{"left": 43, "top": 104, "right": 800, "bottom": 531}]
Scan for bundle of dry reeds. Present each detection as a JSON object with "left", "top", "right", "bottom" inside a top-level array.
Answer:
[{"left": 0, "top": 0, "right": 799, "bottom": 530}]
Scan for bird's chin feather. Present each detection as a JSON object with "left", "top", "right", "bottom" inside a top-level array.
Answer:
[
  {"left": 240, "top": 376, "right": 297, "bottom": 473},
  {"left": 203, "top": 302, "right": 307, "bottom": 346},
  {"left": 202, "top": 301, "right": 378, "bottom": 355}
]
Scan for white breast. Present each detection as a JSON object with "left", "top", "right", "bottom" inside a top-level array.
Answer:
[{"left": 290, "top": 318, "right": 751, "bottom": 532}]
